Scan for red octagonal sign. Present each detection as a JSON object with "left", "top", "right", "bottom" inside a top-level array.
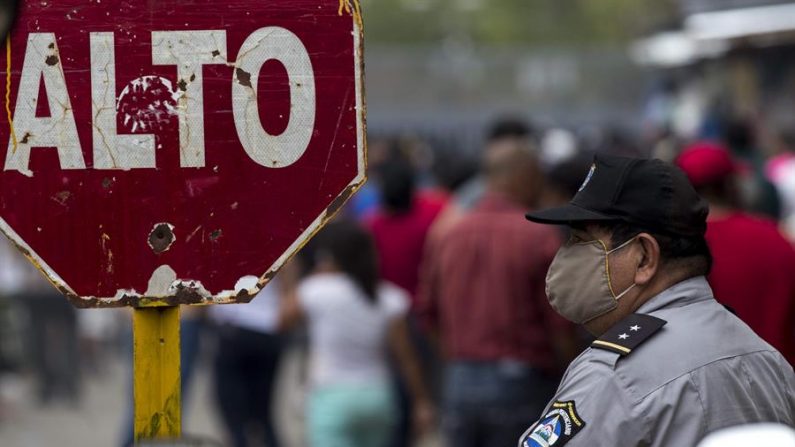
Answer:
[{"left": 0, "top": 0, "right": 366, "bottom": 307}]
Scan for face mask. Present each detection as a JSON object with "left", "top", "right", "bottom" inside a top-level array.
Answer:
[{"left": 545, "top": 237, "right": 637, "bottom": 324}]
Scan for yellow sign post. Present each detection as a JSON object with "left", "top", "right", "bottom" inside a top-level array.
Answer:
[{"left": 133, "top": 306, "right": 182, "bottom": 442}]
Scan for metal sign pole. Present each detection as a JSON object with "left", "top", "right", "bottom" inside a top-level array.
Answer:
[{"left": 133, "top": 306, "right": 182, "bottom": 442}]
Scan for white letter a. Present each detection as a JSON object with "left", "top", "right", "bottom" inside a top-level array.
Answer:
[{"left": 5, "top": 33, "right": 85, "bottom": 174}]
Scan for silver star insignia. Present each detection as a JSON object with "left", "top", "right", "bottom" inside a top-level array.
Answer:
[
  {"left": 630, "top": 325, "right": 641, "bottom": 331},
  {"left": 618, "top": 333, "right": 629, "bottom": 340}
]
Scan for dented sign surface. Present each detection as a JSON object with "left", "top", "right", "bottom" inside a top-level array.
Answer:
[{"left": 0, "top": 0, "right": 365, "bottom": 307}]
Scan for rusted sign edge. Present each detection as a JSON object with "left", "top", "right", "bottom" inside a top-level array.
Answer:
[
  {"left": 246, "top": 0, "right": 368, "bottom": 304},
  {"left": 0, "top": 2, "right": 368, "bottom": 308},
  {"left": 0, "top": 217, "right": 78, "bottom": 297}
]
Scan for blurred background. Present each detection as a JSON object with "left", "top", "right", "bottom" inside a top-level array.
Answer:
[{"left": 2, "top": 0, "right": 795, "bottom": 446}]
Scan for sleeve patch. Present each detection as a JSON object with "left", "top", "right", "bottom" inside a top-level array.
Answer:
[{"left": 522, "top": 401, "right": 585, "bottom": 447}]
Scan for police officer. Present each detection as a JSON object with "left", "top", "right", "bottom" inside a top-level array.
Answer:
[{"left": 520, "top": 154, "right": 795, "bottom": 447}]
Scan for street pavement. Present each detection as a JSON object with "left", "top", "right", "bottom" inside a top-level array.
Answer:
[
  {"left": 0, "top": 356, "right": 223, "bottom": 446},
  {"left": 0, "top": 348, "right": 441, "bottom": 446}
]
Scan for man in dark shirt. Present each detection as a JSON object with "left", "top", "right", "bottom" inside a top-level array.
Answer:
[{"left": 417, "top": 136, "right": 577, "bottom": 447}]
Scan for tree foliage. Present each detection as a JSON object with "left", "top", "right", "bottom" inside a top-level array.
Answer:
[{"left": 360, "top": 0, "right": 676, "bottom": 46}]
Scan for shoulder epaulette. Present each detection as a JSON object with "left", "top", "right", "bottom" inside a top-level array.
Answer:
[{"left": 591, "top": 313, "right": 666, "bottom": 356}]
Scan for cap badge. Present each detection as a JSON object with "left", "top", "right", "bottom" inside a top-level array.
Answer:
[{"left": 578, "top": 163, "right": 596, "bottom": 192}]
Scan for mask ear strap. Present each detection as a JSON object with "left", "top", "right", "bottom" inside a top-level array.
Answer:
[
  {"left": 606, "top": 236, "right": 637, "bottom": 255},
  {"left": 604, "top": 236, "right": 637, "bottom": 298},
  {"left": 614, "top": 282, "right": 636, "bottom": 300}
]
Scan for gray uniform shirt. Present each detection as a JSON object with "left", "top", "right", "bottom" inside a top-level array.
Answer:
[{"left": 519, "top": 276, "right": 795, "bottom": 447}]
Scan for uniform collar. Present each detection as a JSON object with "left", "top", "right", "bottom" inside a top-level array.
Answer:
[{"left": 635, "top": 276, "right": 714, "bottom": 315}]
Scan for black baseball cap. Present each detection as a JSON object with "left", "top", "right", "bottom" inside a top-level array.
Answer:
[{"left": 526, "top": 154, "right": 709, "bottom": 237}]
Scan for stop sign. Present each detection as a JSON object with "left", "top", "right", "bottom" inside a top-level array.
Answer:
[{"left": 0, "top": 0, "right": 365, "bottom": 307}]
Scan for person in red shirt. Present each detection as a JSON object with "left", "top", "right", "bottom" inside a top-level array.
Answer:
[
  {"left": 417, "top": 136, "right": 578, "bottom": 447},
  {"left": 677, "top": 142, "right": 795, "bottom": 364},
  {"left": 364, "top": 159, "right": 447, "bottom": 303}
]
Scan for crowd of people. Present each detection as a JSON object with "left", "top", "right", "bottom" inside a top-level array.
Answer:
[
  {"left": 0, "top": 113, "right": 794, "bottom": 446},
  {"left": 236, "top": 114, "right": 794, "bottom": 446}
]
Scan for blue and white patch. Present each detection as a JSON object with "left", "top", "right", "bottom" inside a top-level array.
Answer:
[
  {"left": 522, "top": 401, "right": 585, "bottom": 447},
  {"left": 577, "top": 163, "right": 595, "bottom": 192}
]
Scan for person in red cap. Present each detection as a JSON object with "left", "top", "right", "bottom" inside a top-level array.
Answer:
[{"left": 676, "top": 141, "right": 795, "bottom": 365}]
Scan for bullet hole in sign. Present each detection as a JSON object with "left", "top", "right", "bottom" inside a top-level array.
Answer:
[{"left": 148, "top": 223, "right": 175, "bottom": 254}]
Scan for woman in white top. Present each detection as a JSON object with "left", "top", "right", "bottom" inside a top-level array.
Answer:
[{"left": 280, "top": 220, "right": 433, "bottom": 447}]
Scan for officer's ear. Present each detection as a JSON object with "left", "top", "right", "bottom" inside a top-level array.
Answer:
[{"left": 633, "top": 233, "right": 660, "bottom": 285}]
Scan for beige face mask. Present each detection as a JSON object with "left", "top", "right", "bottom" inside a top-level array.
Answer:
[{"left": 545, "top": 237, "right": 637, "bottom": 324}]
